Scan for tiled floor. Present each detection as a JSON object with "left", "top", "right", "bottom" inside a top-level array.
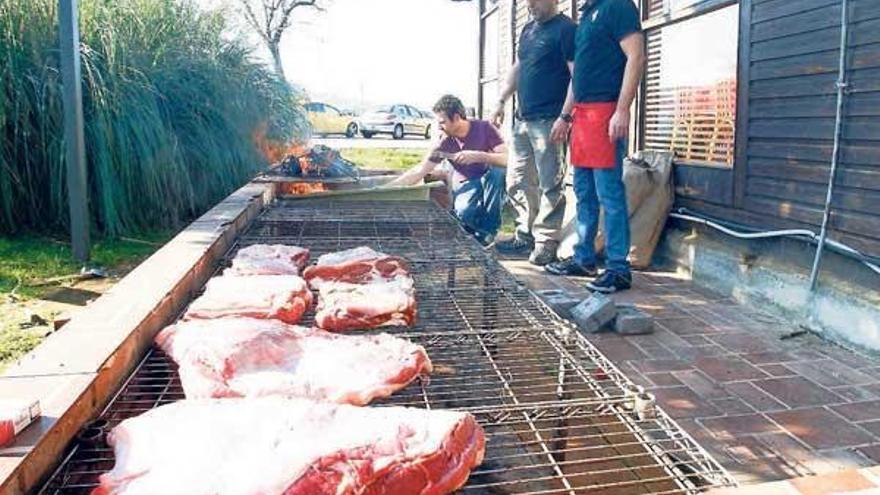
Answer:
[{"left": 499, "top": 258, "right": 880, "bottom": 487}]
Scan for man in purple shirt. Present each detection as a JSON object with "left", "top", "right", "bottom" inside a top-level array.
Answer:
[{"left": 388, "top": 95, "right": 508, "bottom": 245}]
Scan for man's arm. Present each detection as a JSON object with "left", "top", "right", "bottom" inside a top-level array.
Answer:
[
  {"left": 550, "top": 61, "right": 575, "bottom": 143},
  {"left": 609, "top": 32, "right": 645, "bottom": 141},
  {"left": 386, "top": 154, "right": 440, "bottom": 187},
  {"left": 491, "top": 61, "right": 520, "bottom": 127},
  {"left": 452, "top": 142, "right": 508, "bottom": 168}
]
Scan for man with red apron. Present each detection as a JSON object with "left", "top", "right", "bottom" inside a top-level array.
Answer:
[{"left": 545, "top": 0, "right": 644, "bottom": 293}]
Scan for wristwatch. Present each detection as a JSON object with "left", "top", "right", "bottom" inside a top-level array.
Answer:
[{"left": 560, "top": 113, "right": 573, "bottom": 124}]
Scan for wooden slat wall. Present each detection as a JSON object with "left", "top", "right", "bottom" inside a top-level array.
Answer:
[
  {"left": 675, "top": 0, "right": 880, "bottom": 257},
  {"left": 747, "top": 0, "right": 880, "bottom": 253}
]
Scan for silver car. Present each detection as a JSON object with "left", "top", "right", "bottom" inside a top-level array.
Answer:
[{"left": 358, "top": 104, "right": 433, "bottom": 140}]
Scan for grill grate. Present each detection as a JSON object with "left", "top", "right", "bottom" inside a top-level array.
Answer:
[{"left": 40, "top": 200, "right": 735, "bottom": 495}]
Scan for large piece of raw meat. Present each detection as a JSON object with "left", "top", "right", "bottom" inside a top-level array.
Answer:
[
  {"left": 185, "top": 275, "right": 312, "bottom": 324},
  {"left": 155, "top": 318, "right": 431, "bottom": 405},
  {"left": 93, "top": 398, "right": 486, "bottom": 495},
  {"left": 315, "top": 277, "right": 417, "bottom": 331},
  {"left": 303, "top": 246, "right": 411, "bottom": 289},
  {"left": 226, "top": 244, "right": 310, "bottom": 276}
]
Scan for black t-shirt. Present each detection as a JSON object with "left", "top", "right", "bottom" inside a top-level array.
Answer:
[
  {"left": 517, "top": 14, "right": 576, "bottom": 120},
  {"left": 573, "top": 0, "right": 642, "bottom": 103}
]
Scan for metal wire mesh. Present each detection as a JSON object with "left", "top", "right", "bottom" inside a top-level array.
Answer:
[{"left": 39, "top": 199, "right": 735, "bottom": 495}]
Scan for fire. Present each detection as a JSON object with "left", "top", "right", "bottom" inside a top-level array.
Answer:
[{"left": 286, "top": 183, "right": 327, "bottom": 195}]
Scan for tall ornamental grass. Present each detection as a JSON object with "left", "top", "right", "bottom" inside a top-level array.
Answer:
[{"left": 0, "top": 0, "right": 306, "bottom": 236}]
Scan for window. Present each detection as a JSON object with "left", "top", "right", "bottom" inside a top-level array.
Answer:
[
  {"left": 324, "top": 105, "right": 341, "bottom": 116},
  {"left": 641, "top": 2, "right": 739, "bottom": 167}
]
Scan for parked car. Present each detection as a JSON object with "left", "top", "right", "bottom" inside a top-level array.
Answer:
[
  {"left": 357, "top": 104, "right": 432, "bottom": 140},
  {"left": 305, "top": 102, "right": 359, "bottom": 138}
]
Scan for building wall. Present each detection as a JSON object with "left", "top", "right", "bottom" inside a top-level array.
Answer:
[{"left": 479, "top": 0, "right": 880, "bottom": 259}]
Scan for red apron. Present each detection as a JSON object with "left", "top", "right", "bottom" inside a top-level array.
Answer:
[{"left": 570, "top": 102, "right": 617, "bottom": 169}]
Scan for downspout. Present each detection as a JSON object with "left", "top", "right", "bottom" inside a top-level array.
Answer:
[{"left": 808, "top": 0, "right": 849, "bottom": 292}]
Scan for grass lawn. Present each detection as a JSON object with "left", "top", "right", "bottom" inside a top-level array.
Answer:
[
  {"left": 339, "top": 148, "right": 426, "bottom": 171},
  {"left": 0, "top": 230, "right": 174, "bottom": 368}
]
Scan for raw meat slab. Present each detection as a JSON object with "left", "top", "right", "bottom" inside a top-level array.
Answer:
[
  {"left": 156, "top": 318, "right": 432, "bottom": 405},
  {"left": 93, "top": 398, "right": 485, "bottom": 495}
]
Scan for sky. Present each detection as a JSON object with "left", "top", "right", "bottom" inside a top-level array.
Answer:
[{"left": 202, "top": 0, "right": 480, "bottom": 112}]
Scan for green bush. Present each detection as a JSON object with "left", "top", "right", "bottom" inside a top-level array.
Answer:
[{"left": 0, "top": 0, "right": 307, "bottom": 236}]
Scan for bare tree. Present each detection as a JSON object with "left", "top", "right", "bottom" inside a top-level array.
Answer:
[{"left": 238, "top": 0, "right": 324, "bottom": 79}]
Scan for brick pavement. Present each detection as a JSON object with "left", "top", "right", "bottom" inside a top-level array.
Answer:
[{"left": 500, "top": 259, "right": 880, "bottom": 487}]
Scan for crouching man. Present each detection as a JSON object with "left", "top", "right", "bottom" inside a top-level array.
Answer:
[{"left": 388, "top": 94, "right": 507, "bottom": 245}]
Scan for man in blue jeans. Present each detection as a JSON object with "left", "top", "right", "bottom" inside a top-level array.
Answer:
[
  {"left": 388, "top": 95, "right": 507, "bottom": 245},
  {"left": 544, "top": 0, "right": 644, "bottom": 293}
]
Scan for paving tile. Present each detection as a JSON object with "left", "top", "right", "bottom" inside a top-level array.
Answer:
[
  {"left": 652, "top": 386, "right": 721, "bottom": 419},
  {"left": 749, "top": 432, "right": 873, "bottom": 477},
  {"left": 818, "top": 346, "right": 879, "bottom": 370},
  {"left": 725, "top": 382, "right": 788, "bottom": 412},
  {"left": 665, "top": 344, "right": 729, "bottom": 360},
  {"left": 785, "top": 360, "right": 876, "bottom": 388},
  {"left": 631, "top": 358, "right": 693, "bottom": 374},
  {"left": 632, "top": 343, "right": 678, "bottom": 360},
  {"left": 742, "top": 352, "right": 799, "bottom": 365},
  {"left": 590, "top": 339, "right": 648, "bottom": 362},
  {"left": 832, "top": 401, "right": 880, "bottom": 423},
  {"left": 644, "top": 372, "right": 684, "bottom": 387},
  {"left": 709, "top": 332, "right": 782, "bottom": 354},
  {"left": 754, "top": 377, "right": 846, "bottom": 409},
  {"left": 673, "top": 369, "right": 730, "bottom": 400},
  {"left": 857, "top": 444, "right": 880, "bottom": 463},
  {"left": 701, "top": 414, "right": 781, "bottom": 439},
  {"left": 769, "top": 408, "right": 877, "bottom": 450},
  {"left": 857, "top": 421, "right": 880, "bottom": 437},
  {"left": 709, "top": 397, "right": 756, "bottom": 416},
  {"left": 790, "top": 469, "right": 877, "bottom": 495},
  {"left": 657, "top": 317, "right": 719, "bottom": 336},
  {"left": 680, "top": 335, "right": 714, "bottom": 346},
  {"left": 694, "top": 356, "right": 768, "bottom": 383},
  {"left": 759, "top": 364, "right": 798, "bottom": 378}
]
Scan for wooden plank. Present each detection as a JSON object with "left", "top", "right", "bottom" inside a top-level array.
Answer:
[
  {"left": 752, "top": 0, "right": 837, "bottom": 24},
  {"left": 734, "top": 0, "right": 753, "bottom": 207},
  {"left": 673, "top": 165, "right": 735, "bottom": 206},
  {"left": 747, "top": 176, "right": 880, "bottom": 215},
  {"left": 750, "top": 72, "right": 837, "bottom": 99},
  {"left": 748, "top": 117, "right": 835, "bottom": 140},
  {"left": 748, "top": 158, "right": 880, "bottom": 191},
  {"left": 743, "top": 195, "right": 880, "bottom": 237},
  {"left": 747, "top": 139, "right": 880, "bottom": 167},
  {"left": 750, "top": 92, "right": 880, "bottom": 119},
  {"left": 752, "top": 4, "right": 838, "bottom": 42}
]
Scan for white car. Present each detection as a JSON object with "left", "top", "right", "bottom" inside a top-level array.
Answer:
[{"left": 358, "top": 104, "right": 432, "bottom": 140}]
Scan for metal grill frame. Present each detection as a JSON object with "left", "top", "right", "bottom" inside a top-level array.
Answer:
[{"left": 40, "top": 199, "right": 736, "bottom": 495}]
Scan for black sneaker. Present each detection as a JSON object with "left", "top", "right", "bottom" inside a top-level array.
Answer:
[
  {"left": 586, "top": 271, "right": 632, "bottom": 293},
  {"left": 475, "top": 232, "right": 495, "bottom": 248},
  {"left": 544, "top": 258, "right": 598, "bottom": 277},
  {"left": 529, "top": 244, "right": 558, "bottom": 266},
  {"left": 495, "top": 231, "right": 534, "bottom": 255}
]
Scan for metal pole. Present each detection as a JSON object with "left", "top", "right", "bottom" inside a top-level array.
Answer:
[
  {"left": 59, "top": 0, "right": 90, "bottom": 263},
  {"left": 808, "top": 0, "right": 849, "bottom": 291}
]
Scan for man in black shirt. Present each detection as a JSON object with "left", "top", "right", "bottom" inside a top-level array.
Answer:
[
  {"left": 492, "top": 0, "right": 576, "bottom": 267},
  {"left": 545, "top": 0, "right": 644, "bottom": 293}
]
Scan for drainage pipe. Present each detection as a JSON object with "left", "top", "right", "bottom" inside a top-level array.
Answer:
[
  {"left": 668, "top": 211, "right": 880, "bottom": 277},
  {"left": 808, "top": 0, "right": 850, "bottom": 291}
]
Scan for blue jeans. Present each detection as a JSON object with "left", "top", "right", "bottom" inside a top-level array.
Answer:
[
  {"left": 572, "top": 140, "right": 630, "bottom": 274},
  {"left": 452, "top": 167, "right": 505, "bottom": 240}
]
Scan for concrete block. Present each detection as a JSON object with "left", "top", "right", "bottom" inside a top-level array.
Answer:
[
  {"left": 570, "top": 294, "right": 617, "bottom": 333},
  {"left": 535, "top": 290, "right": 582, "bottom": 317},
  {"left": 614, "top": 304, "right": 655, "bottom": 335}
]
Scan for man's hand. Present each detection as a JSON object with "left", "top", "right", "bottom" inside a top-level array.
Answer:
[
  {"left": 490, "top": 103, "right": 505, "bottom": 128},
  {"left": 609, "top": 108, "right": 630, "bottom": 142},
  {"left": 452, "top": 151, "right": 485, "bottom": 165},
  {"left": 550, "top": 117, "right": 570, "bottom": 144}
]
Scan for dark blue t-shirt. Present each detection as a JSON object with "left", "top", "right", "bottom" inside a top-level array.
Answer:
[
  {"left": 517, "top": 14, "right": 576, "bottom": 120},
  {"left": 573, "top": 0, "right": 642, "bottom": 103}
]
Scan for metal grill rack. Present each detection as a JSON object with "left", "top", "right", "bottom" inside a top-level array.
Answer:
[{"left": 40, "top": 199, "right": 735, "bottom": 494}]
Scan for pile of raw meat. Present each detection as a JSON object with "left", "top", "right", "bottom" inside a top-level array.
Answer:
[{"left": 94, "top": 244, "right": 484, "bottom": 495}]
